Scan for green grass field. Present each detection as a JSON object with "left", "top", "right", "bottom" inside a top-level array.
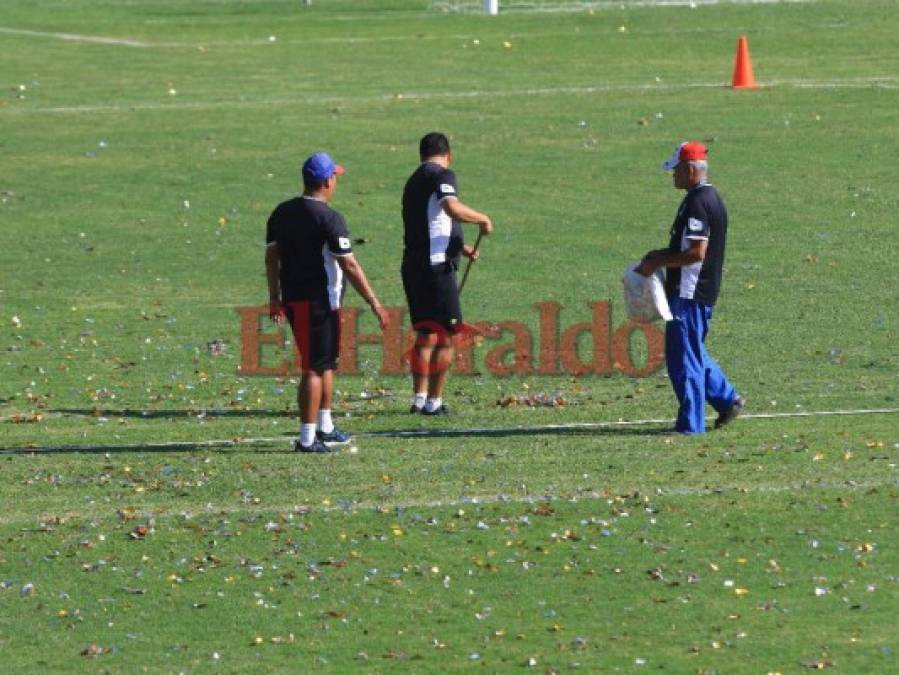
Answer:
[{"left": 1, "top": 0, "right": 897, "bottom": 671}]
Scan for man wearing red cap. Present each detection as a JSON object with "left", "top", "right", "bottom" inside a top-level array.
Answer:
[
  {"left": 266, "top": 152, "right": 390, "bottom": 452},
  {"left": 637, "top": 142, "right": 744, "bottom": 434}
]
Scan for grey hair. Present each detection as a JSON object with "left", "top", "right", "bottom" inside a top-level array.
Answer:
[{"left": 688, "top": 159, "right": 708, "bottom": 173}]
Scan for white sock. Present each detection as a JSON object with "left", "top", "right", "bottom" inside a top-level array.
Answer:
[
  {"left": 300, "top": 423, "right": 317, "bottom": 447},
  {"left": 318, "top": 409, "right": 334, "bottom": 434},
  {"left": 424, "top": 397, "right": 442, "bottom": 413},
  {"left": 412, "top": 393, "right": 427, "bottom": 410}
]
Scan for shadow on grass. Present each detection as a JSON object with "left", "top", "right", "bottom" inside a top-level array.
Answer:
[
  {"left": 0, "top": 423, "right": 672, "bottom": 455},
  {"left": 0, "top": 440, "right": 293, "bottom": 455},
  {"left": 365, "top": 424, "right": 672, "bottom": 439},
  {"left": 47, "top": 407, "right": 412, "bottom": 419},
  {"left": 50, "top": 408, "right": 295, "bottom": 419}
]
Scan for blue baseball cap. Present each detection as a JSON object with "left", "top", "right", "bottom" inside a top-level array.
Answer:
[{"left": 302, "top": 152, "right": 345, "bottom": 182}]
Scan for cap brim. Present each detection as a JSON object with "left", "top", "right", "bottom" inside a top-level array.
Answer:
[
  {"left": 662, "top": 142, "right": 687, "bottom": 170},
  {"left": 661, "top": 158, "right": 679, "bottom": 170}
]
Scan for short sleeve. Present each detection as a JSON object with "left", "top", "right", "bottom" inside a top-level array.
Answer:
[
  {"left": 265, "top": 206, "right": 282, "bottom": 245},
  {"left": 325, "top": 211, "right": 353, "bottom": 257},
  {"left": 434, "top": 168, "right": 459, "bottom": 202},
  {"left": 684, "top": 198, "right": 710, "bottom": 240}
]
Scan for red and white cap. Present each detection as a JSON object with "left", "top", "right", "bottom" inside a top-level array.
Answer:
[{"left": 662, "top": 141, "right": 708, "bottom": 170}]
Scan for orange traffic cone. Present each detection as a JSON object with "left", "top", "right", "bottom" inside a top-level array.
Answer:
[{"left": 731, "top": 35, "right": 759, "bottom": 89}]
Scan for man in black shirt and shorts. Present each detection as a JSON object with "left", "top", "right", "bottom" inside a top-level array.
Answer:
[
  {"left": 266, "top": 152, "right": 389, "bottom": 452},
  {"left": 401, "top": 132, "right": 493, "bottom": 415},
  {"left": 637, "top": 141, "right": 743, "bottom": 434}
]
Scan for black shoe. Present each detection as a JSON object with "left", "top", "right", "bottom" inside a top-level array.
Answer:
[
  {"left": 294, "top": 437, "right": 334, "bottom": 453},
  {"left": 316, "top": 427, "right": 352, "bottom": 445},
  {"left": 409, "top": 405, "right": 423, "bottom": 414},
  {"left": 715, "top": 396, "right": 745, "bottom": 429},
  {"left": 420, "top": 404, "right": 449, "bottom": 416}
]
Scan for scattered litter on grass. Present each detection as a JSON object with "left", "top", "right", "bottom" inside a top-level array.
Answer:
[
  {"left": 81, "top": 644, "right": 113, "bottom": 657},
  {"left": 800, "top": 659, "right": 834, "bottom": 669},
  {"left": 129, "top": 524, "right": 150, "bottom": 539},
  {"left": 207, "top": 339, "right": 226, "bottom": 356},
  {"left": 497, "top": 392, "right": 566, "bottom": 408},
  {"left": 360, "top": 388, "right": 393, "bottom": 400},
  {"left": 8, "top": 412, "right": 43, "bottom": 423}
]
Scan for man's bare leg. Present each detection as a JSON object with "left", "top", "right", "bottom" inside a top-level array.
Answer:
[
  {"left": 410, "top": 333, "right": 435, "bottom": 411},
  {"left": 298, "top": 370, "right": 322, "bottom": 447},
  {"left": 422, "top": 334, "right": 454, "bottom": 414},
  {"left": 427, "top": 344, "right": 453, "bottom": 399}
]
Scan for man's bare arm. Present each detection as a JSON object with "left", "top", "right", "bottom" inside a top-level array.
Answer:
[
  {"left": 636, "top": 239, "right": 707, "bottom": 276},
  {"left": 442, "top": 197, "right": 493, "bottom": 235},
  {"left": 265, "top": 242, "right": 285, "bottom": 322},
  {"left": 335, "top": 254, "right": 390, "bottom": 329}
]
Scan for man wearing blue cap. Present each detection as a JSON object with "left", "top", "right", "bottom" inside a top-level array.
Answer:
[
  {"left": 266, "top": 152, "right": 390, "bottom": 453},
  {"left": 637, "top": 142, "right": 744, "bottom": 434}
]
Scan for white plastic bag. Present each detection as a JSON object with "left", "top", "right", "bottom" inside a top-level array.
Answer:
[{"left": 622, "top": 263, "right": 673, "bottom": 322}]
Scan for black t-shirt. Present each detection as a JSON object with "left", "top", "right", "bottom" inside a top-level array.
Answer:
[
  {"left": 265, "top": 196, "right": 353, "bottom": 309},
  {"left": 401, "top": 161, "right": 464, "bottom": 268},
  {"left": 664, "top": 182, "right": 727, "bottom": 306}
]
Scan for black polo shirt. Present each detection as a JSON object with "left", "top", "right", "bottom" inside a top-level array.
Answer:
[
  {"left": 401, "top": 161, "right": 464, "bottom": 268},
  {"left": 664, "top": 181, "right": 727, "bottom": 306},
  {"left": 265, "top": 196, "right": 353, "bottom": 309}
]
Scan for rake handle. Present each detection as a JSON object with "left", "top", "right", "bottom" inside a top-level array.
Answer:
[{"left": 458, "top": 231, "right": 483, "bottom": 296}]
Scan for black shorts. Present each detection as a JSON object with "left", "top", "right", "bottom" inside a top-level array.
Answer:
[
  {"left": 401, "top": 259, "right": 462, "bottom": 335},
  {"left": 284, "top": 299, "right": 340, "bottom": 374}
]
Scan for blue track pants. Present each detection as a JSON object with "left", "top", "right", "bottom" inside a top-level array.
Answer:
[{"left": 665, "top": 296, "right": 737, "bottom": 434}]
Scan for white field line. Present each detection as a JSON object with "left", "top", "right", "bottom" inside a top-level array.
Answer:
[
  {"left": 317, "top": 479, "right": 896, "bottom": 516},
  {"left": 5, "top": 75, "right": 898, "bottom": 116},
  {"left": 3, "top": 478, "right": 894, "bottom": 528},
  {"left": 366, "top": 407, "right": 899, "bottom": 438},
  {"left": 147, "top": 21, "right": 812, "bottom": 48},
  {"left": 3, "top": 13, "right": 826, "bottom": 51},
  {"left": 0, "top": 26, "right": 147, "bottom": 47},
  {"left": 0, "top": 0, "right": 820, "bottom": 52},
  {"left": 433, "top": 0, "right": 817, "bottom": 13},
  {"left": 2, "top": 406, "right": 898, "bottom": 453},
  {"left": 337, "top": 478, "right": 896, "bottom": 513}
]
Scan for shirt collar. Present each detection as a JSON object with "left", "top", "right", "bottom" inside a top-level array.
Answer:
[{"left": 688, "top": 180, "right": 711, "bottom": 193}]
